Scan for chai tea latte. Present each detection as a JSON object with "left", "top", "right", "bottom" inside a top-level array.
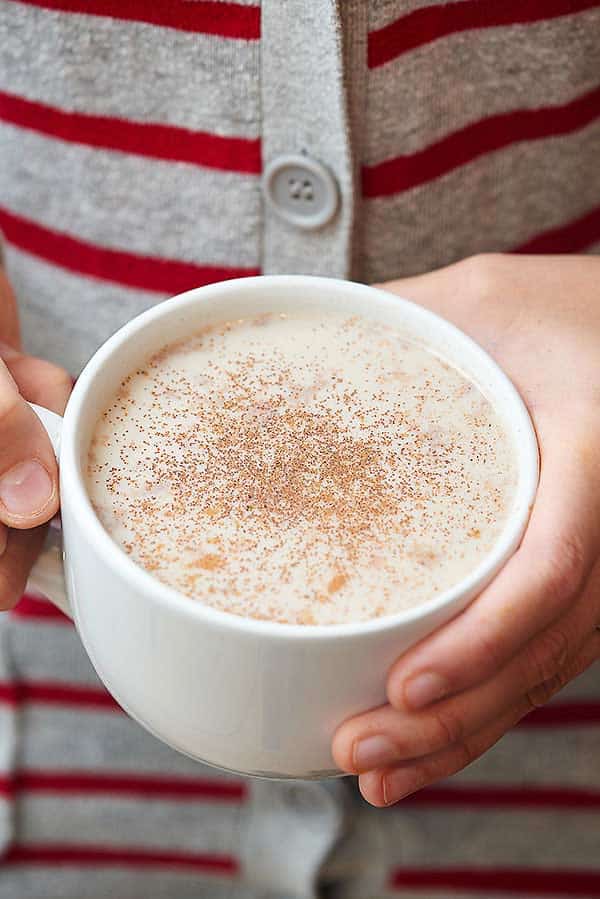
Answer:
[{"left": 86, "top": 311, "right": 517, "bottom": 625}]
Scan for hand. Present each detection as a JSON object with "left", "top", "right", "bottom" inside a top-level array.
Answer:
[
  {"left": 0, "top": 267, "right": 71, "bottom": 608},
  {"left": 332, "top": 253, "right": 600, "bottom": 806}
]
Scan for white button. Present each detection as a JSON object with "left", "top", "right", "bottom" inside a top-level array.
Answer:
[{"left": 263, "top": 154, "right": 339, "bottom": 230}]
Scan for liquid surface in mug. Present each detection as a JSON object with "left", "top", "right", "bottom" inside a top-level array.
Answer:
[{"left": 87, "top": 311, "right": 518, "bottom": 625}]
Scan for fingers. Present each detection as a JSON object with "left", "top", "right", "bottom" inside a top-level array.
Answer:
[
  {"left": 0, "top": 268, "right": 21, "bottom": 349},
  {"left": 0, "top": 341, "right": 71, "bottom": 606},
  {"left": 0, "top": 270, "right": 71, "bottom": 604},
  {"left": 0, "top": 342, "right": 71, "bottom": 414},
  {"left": 522, "top": 563, "right": 600, "bottom": 709},
  {"left": 385, "top": 439, "right": 600, "bottom": 714},
  {"left": 357, "top": 630, "right": 600, "bottom": 807},
  {"left": 334, "top": 653, "right": 540, "bottom": 775},
  {"left": 333, "top": 583, "right": 598, "bottom": 774},
  {"left": 333, "top": 565, "right": 600, "bottom": 778},
  {"left": 357, "top": 702, "right": 522, "bottom": 808},
  {"left": 0, "top": 356, "right": 60, "bottom": 529},
  {"left": 0, "top": 524, "right": 48, "bottom": 610}
]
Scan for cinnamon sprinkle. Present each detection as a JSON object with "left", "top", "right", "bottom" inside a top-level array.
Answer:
[{"left": 87, "top": 312, "right": 518, "bottom": 625}]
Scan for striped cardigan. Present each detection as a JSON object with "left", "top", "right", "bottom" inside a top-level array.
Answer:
[{"left": 0, "top": 1, "right": 599, "bottom": 897}]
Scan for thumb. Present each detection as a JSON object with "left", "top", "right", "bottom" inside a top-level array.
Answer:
[
  {"left": 2, "top": 342, "right": 72, "bottom": 416},
  {"left": 0, "top": 353, "right": 61, "bottom": 529}
]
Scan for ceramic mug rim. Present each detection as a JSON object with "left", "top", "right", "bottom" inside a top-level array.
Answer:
[{"left": 60, "top": 275, "right": 539, "bottom": 642}]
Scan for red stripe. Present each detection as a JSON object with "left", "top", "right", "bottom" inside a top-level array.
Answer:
[
  {"left": 520, "top": 702, "right": 600, "bottom": 727},
  {"left": 8, "top": 0, "right": 260, "bottom": 38},
  {"left": 11, "top": 770, "right": 246, "bottom": 801},
  {"left": 0, "top": 681, "right": 119, "bottom": 710},
  {"left": 368, "top": 0, "right": 600, "bottom": 68},
  {"left": 22, "top": 683, "right": 119, "bottom": 709},
  {"left": 10, "top": 775, "right": 598, "bottom": 810},
  {"left": 2, "top": 773, "right": 593, "bottom": 810},
  {"left": 0, "top": 684, "right": 18, "bottom": 705},
  {"left": 388, "top": 867, "right": 600, "bottom": 895},
  {"left": 362, "top": 85, "right": 600, "bottom": 198},
  {"left": 514, "top": 204, "right": 600, "bottom": 253},
  {"left": 0, "top": 206, "right": 259, "bottom": 294},
  {"left": 12, "top": 595, "right": 71, "bottom": 624},
  {"left": 2, "top": 678, "right": 600, "bottom": 723},
  {"left": 0, "top": 90, "right": 261, "bottom": 175},
  {"left": 405, "top": 784, "right": 600, "bottom": 810},
  {"left": 0, "top": 780, "right": 12, "bottom": 798},
  {"left": 5, "top": 843, "right": 238, "bottom": 874}
]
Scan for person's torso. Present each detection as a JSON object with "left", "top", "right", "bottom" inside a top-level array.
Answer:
[{"left": 0, "top": 0, "right": 599, "bottom": 372}]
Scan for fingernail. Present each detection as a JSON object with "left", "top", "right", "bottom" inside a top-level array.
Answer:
[
  {"left": 0, "top": 461, "right": 54, "bottom": 518},
  {"left": 353, "top": 736, "right": 398, "bottom": 771},
  {"left": 382, "top": 769, "right": 419, "bottom": 805},
  {"left": 404, "top": 672, "right": 449, "bottom": 710}
]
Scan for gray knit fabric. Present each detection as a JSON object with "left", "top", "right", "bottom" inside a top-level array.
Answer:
[{"left": 261, "top": 0, "right": 356, "bottom": 277}]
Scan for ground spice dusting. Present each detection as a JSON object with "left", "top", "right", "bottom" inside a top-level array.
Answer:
[
  {"left": 328, "top": 573, "right": 348, "bottom": 594},
  {"left": 87, "top": 312, "right": 518, "bottom": 625}
]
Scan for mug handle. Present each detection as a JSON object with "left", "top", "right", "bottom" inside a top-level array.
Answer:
[{"left": 25, "top": 403, "right": 72, "bottom": 618}]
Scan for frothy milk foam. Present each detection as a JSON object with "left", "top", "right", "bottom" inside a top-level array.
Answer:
[{"left": 87, "top": 311, "right": 517, "bottom": 625}]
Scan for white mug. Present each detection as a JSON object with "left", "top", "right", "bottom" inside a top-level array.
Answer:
[{"left": 27, "top": 276, "right": 539, "bottom": 778}]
